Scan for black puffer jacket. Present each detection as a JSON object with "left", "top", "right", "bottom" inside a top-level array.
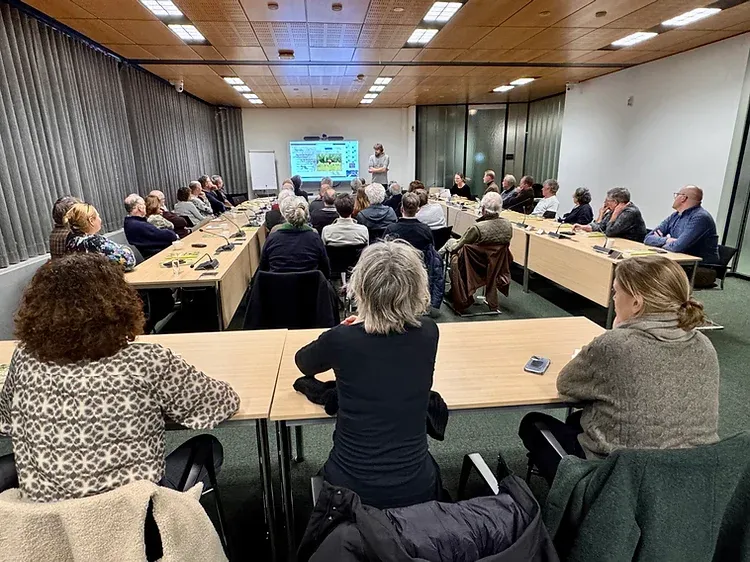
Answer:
[{"left": 298, "top": 476, "right": 559, "bottom": 562}]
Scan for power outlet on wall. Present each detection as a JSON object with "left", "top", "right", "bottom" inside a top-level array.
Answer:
[{"left": 627, "top": 96, "right": 634, "bottom": 106}]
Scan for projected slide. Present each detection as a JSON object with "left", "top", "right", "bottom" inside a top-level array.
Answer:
[{"left": 289, "top": 140, "right": 359, "bottom": 182}]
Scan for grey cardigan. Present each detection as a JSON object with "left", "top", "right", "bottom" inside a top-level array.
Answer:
[
  {"left": 590, "top": 203, "right": 648, "bottom": 242},
  {"left": 557, "top": 314, "right": 719, "bottom": 459}
]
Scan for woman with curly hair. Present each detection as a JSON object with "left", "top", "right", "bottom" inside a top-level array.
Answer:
[{"left": 0, "top": 253, "right": 240, "bottom": 503}]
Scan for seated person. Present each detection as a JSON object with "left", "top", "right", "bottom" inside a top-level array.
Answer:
[
  {"left": 450, "top": 173, "right": 473, "bottom": 200},
  {"left": 355, "top": 183, "right": 397, "bottom": 232},
  {"left": 174, "top": 186, "right": 206, "bottom": 227},
  {"left": 65, "top": 202, "right": 135, "bottom": 271},
  {"left": 500, "top": 174, "right": 516, "bottom": 203},
  {"left": 123, "top": 194, "right": 178, "bottom": 256},
  {"left": 531, "top": 179, "right": 560, "bottom": 217},
  {"left": 265, "top": 182, "right": 295, "bottom": 231},
  {"left": 295, "top": 240, "right": 441, "bottom": 509},
  {"left": 440, "top": 192, "right": 512, "bottom": 255},
  {"left": 415, "top": 189, "right": 447, "bottom": 230},
  {"left": 483, "top": 170, "right": 499, "bottom": 194},
  {"left": 1, "top": 253, "right": 240, "bottom": 502},
  {"left": 322, "top": 194, "right": 369, "bottom": 247},
  {"left": 291, "top": 175, "right": 309, "bottom": 199},
  {"left": 502, "top": 175, "right": 536, "bottom": 214},
  {"left": 408, "top": 179, "right": 425, "bottom": 193},
  {"left": 49, "top": 196, "right": 81, "bottom": 260},
  {"left": 350, "top": 177, "right": 365, "bottom": 195},
  {"left": 259, "top": 196, "right": 330, "bottom": 277},
  {"left": 352, "top": 186, "right": 369, "bottom": 219},
  {"left": 574, "top": 187, "right": 647, "bottom": 242},
  {"left": 310, "top": 178, "right": 333, "bottom": 215},
  {"left": 310, "top": 188, "right": 339, "bottom": 234},
  {"left": 518, "top": 256, "right": 719, "bottom": 481},
  {"left": 148, "top": 190, "right": 190, "bottom": 237},
  {"left": 211, "top": 175, "right": 234, "bottom": 207},
  {"left": 384, "top": 192, "right": 434, "bottom": 253},
  {"left": 189, "top": 181, "right": 213, "bottom": 216},
  {"left": 644, "top": 185, "right": 719, "bottom": 263},
  {"left": 560, "top": 187, "right": 594, "bottom": 225},
  {"left": 198, "top": 176, "right": 225, "bottom": 215},
  {"left": 145, "top": 194, "right": 175, "bottom": 231},
  {"left": 384, "top": 182, "right": 403, "bottom": 217}
]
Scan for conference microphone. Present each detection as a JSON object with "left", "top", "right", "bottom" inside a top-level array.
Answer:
[
  {"left": 198, "top": 228, "right": 234, "bottom": 252},
  {"left": 503, "top": 195, "right": 532, "bottom": 227},
  {"left": 548, "top": 222, "right": 565, "bottom": 239},
  {"left": 223, "top": 216, "right": 247, "bottom": 238},
  {"left": 593, "top": 235, "right": 612, "bottom": 255},
  {"left": 190, "top": 252, "right": 219, "bottom": 271}
]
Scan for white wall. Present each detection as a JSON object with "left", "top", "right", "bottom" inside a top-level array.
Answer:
[
  {"left": 241, "top": 107, "right": 414, "bottom": 190},
  {"left": 558, "top": 33, "right": 750, "bottom": 229}
]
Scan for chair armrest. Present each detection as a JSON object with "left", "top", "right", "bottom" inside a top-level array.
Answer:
[
  {"left": 458, "top": 453, "right": 499, "bottom": 499},
  {"left": 311, "top": 475, "right": 324, "bottom": 505}
]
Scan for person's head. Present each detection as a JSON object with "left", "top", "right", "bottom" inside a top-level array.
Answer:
[
  {"left": 283, "top": 196, "right": 309, "bottom": 228},
  {"left": 365, "top": 182, "right": 386, "bottom": 205},
  {"left": 480, "top": 192, "right": 502, "bottom": 217},
  {"left": 415, "top": 189, "right": 429, "bottom": 208},
  {"left": 320, "top": 177, "right": 332, "bottom": 192},
  {"left": 348, "top": 240, "right": 430, "bottom": 334},
  {"left": 189, "top": 181, "right": 202, "bottom": 196},
  {"left": 573, "top": 187, "right": 591, "bottom": 206},
  {"left": 542, "top": 179, "right": 559, "bottom": 198},
  {"left": 613, "top": 256, "right": 706, "bottom": 330},
  {"left": 355, "top": 187, "right": 370, "bottom": 211},
  {"left": 520, "top": 175, "right": 534, "bottom": 190},
  {"left": 281, "top": 178, "right": 294, "bottom": 190},
  {"left": 14, "top": 253, "right": 144, "bottom": 364},
  {"left": 322, "top": 188, "right": 336, "bottom": 207},
  {"left": 65, "top": 202, "right": 102, "bottom": 235},
  {"left": 483, "top": 170, "right": 496, "bottom": 184},
  {"left": 177, "top": 186, "right": 192, "bottom": 202},
  {"left": 454, "top": 173, "right": 465, "bottom": 186},
  {"left": 334, "top": 194, "right": 355, "bottom": 219},
  {"left": 291, "top": 175, "right": 303, "bottom": 191},
  {"left": 401, "top": 192, "right": 420, "bottom": 217},
  {"left": 389, "top": 182, "right": 402, "bottom": 195},
  {"left": 672, "top": 185, "right": 703, "bottom": 213},
  {"left": 52, "top": 196, "right": 81, "bottom": 227},
  {"left": 605, "top": 187, "right": 631, "bottom": 210},
  {"left": 198, "top": 175, "right": 213, "bottom": 189},
  {"left": 144, "top": 195, "right": 163, "bottom": 217},
  {"left": 373, "top": 143, "right": 384, "bottom": 156},
  {"left": 148, "top": 190, "right": 166, "bottom": 207},
  {"left": 408, "top": 180, "right": 425, "bottom": 192},
  {"left": 124, "top": 194, "right": 146, "bottom": 217},
  {"left": 350, "top": 177, "right": 365, "bottom": 193},
  {"left": 502, "top": 174, "right": 516, "bottom": 190},
  {"left": 211, "top": 175, "right": 224, "bottom": 189}
]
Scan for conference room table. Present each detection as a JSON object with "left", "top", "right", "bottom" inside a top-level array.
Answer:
[
  {"left": 124, "top": 212, "right": 267, "bottom": 330},
  {"left": 440, "top": 201, "right": 701, "bottom": 327},
  {"left": 269, "top": 316, "right": 605, "bottom": 559}
]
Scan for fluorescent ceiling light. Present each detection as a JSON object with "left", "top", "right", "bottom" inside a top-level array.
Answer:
[
  {"left": 223, "top": 77, "right": 244, "bottom": 85},
  {"left": 233, "top": 85, "right": 251, "bottom": 92},
  {"left": 374, "top": 77, "right": 392, "bottom": 85},
  {"left": 369, "top": 85, "right": 385, "bottom": 92},
  {"left": 662, "top": 7, "right": 721, "bottom": 26},
  {"left": 611, "top": 31, "right": 658, "bottom": 47},
  {"left": 360, "top": 98, "right": 374, "bottom": 104},
  {"left": 510, "top": 77, "right": 534, "bottom": 86},
  {"left": 243, "top": 93, "right": 259, "bottom": 99},
  {"left": 250, "top": 99, "right": 264, "bottom": 104},
  {"left": 140, "top": 0, "right": 182, "bottom": 17},
  {"left": 168, "top": 24, "right": 205, "bottom": 42},
  {"left": 407, "top": 28, "right": 439, "bottom": 45},
  {"left": 364, "top": 93, "right": 378, "bottom": 99},
  {"left": 493, "top": 85, "right": 514, "bottom": 92},
  {"left": 423, "top": 1, "right": 462, "bottom": 23}
]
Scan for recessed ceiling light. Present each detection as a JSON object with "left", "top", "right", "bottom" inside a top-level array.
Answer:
[
  {"left": 243, "top": 93, "right": 259, "bottom": 99},
  {"left": 374, "top": 77, "right": 392, "bottom": 85},
  {"left": 332, "top": 2, "right": 343, "bottom": 11},
  {"left": 370, "top": 85, "right": 385, "bottom": 92},
  {"left": 168, "top": 24, "right": 205, "bottom": 43},
  {"left": 407, "top": 28, "right": 439, "bottom": 45},
  {"left": 360, "top": 98, "right": 374, "bottom": 104},
  {"left": 539, "top": 10, "right": 551, "bottom": 17},
  {"left": 493, "top": 85, "right": 514, "bottom": 92},
  {"left": 278, "top": 49, "right": 295, "bottom": 59},
  {"left": 510, "top": 77, "right": 534, "bottom": 85},
  {"left": 140, "top": 0, "right": 182, "bottom": 17},
  {"left": 611, "top": 31, "right": 658, "bottom": 47},
  {"left": 424, "top": 2, "right": 463, "bottom": 23},
  {"left": 393, "top": 6, "right": 405, "bottom": 12},
  {"left": 595, "top": 10, "right": 607, "bottom": 17},
  {"left": 223, "top": 77, "right": 244, "bottom": 85},
  {"left": 267, "top": 1, "right": 279, "bottom": 10},
  {"left": 233, "top": 85, "right": 251, "bottom": 92},
  {"left": 662, "top": 7, "right": 721, "bottom": 26},
  {"left": 250, "top": 99, "right": 264, "bottom": 104},
  {"left": 364, "top": 93, "right": 378, "bottom": 99}
]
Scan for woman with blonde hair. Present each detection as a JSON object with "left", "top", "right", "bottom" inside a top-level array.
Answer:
[
  {"left": 519, "top": 255, "right": 719, "bottom": 482},
  {"left": 65, "top": 203, "right": 136, "bottom": 271},
  {"left": 258, "top": 196, "right": 330, "bottom": 277},
  {"left": 352, "top": 186, "right": 369, "bottom": 219},
  {"left": 295, "top": 240, "right": 442, "bottom": 509}
]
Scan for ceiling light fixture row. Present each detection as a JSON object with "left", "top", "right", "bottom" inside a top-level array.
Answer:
[
  {"left": 139, "top": 0, "right": 208, "bottom": 44},
  {"left": 223, "top": 77, "right": 264, "bottom": 105},
  {"left": 492, "top": 77, "right": 535, "bottom": 94},
  {"left": 610, "top": 5, "right": 723, "bottom": 48},
  {"left": 360, "top": 76, "right": 392, "bottom": 105},
  {"left": 405, "top": 1, "right": 466, "bottom": 47}
]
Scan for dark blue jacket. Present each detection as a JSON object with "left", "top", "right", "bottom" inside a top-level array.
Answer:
[
  {"left": 644, "top": 205, "right": 719, "bottom": 263},
  {"left": 123, "top": 216, "right": 178, "bottom": 256},
  {"left": 204, "top": 190, "right": 226, "bottom": 215},
  {"left": 560, "top": 203, "right": 594, "bottom": 225},
  {"left": 260, "top": 225, "right": 330, "bottom": 278}
]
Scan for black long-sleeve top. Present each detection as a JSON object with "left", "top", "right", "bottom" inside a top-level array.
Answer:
[
  {"left": 259, "top": 225, "right": 331, "bottom": 278},
  {"left": 295, "top": 318, "right": 440, "bottom": 509},
  {"left": 450, "top": 183, "right": 474, "bottom": 200},
  {"left": 560, "top": 203, "right": 594, "bottom": 225}
]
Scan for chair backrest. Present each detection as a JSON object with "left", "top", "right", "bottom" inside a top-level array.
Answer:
[
  {"left": 369, "top": 228, "right": 386, "bottom": 245},
  {"left": 542, "top": 211, "right": 557, "bottom": 219},
  {"left": 432, "top": 226, "right": 453, "bottom": 251},
  {"left": 325, "top": 244, "right": 366, "bottom": 276},
  {"left": 718, "top": 245, "right": 738, "bottom": 268},
  {"left": 135, "top": 245, "right": 160, "bottom": 260},
  {"left": 181, "top": 215, "right": 195, "bottom": 228}
]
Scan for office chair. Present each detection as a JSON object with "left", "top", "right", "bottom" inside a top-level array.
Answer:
[
  {"left": 708, "top": 245, "right": 738, "bottom": 289},
  {"left": 368, "top": 228, "right": 387, "bottom": 245},
  {"left": 325, "top": 244, "right": 366, "bottom": 313},
  {"left": 432, "top": 226, "right": 454, "bottom": 252}
]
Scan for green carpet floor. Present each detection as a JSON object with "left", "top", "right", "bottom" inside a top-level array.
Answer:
[{"left": 2, "top": 271, "right": 749, "bottom": 560}]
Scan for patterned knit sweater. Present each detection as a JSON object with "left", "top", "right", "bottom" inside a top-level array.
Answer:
[{"left": 0, "top": 343, "right": 240, "bottom": 502}]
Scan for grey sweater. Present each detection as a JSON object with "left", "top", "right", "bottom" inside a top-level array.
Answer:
[
  {"left": 558, "top": 314, "right": 719, "bottom": 459},
  {"left": 590, "top": 203, "right": 647, "bottom": 242}
]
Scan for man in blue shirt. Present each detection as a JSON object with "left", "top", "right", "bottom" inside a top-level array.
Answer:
[
  {"left": 644, "top": 185, "right": 719, "bottom": 263},
  {"left": 123, "top": 194, "right": 178, "bottom": 258}
]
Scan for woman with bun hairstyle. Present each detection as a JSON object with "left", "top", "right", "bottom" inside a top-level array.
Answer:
[
  {"left": 519, "top": 256, "right": 719, "bottom": 481},
  {"left": 258, "top": 196, "right": 330, "bottom": 278}
]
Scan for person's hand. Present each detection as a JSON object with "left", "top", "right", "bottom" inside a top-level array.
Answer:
[
  {"left": 597, "top": 204, "right": 609, "bottom": 222},
  {"left": 341, "top": 315, "right": 358, "bottom": 326},
  {"left": 611, "top": 202, "right": 628, "bottom": 221},
  {"left": 574, "top": 224, "right": 592, "bottom": 232},
  {"left": 368, "top": 167, "right": 374, "bottom": 173}
]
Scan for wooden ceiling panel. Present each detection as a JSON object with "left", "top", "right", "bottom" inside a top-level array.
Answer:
[
  {"left": 208, "top": 64, "right": 234, "bottom": 75},
  {"left": 413, "top": 49, "right": 464, "bottom": 62},
  {"left": 195, "top": 21, "right": 260, "bottom": 47},
  {"left": 425, "top": 25, "right": 494, "bottom": 49},
  {"left": 105, "top": 20, "right": 184, "bottom": 45},
  {"left": 192, "top": 46, "right": 224, "bottom": 59},
  {"left": 627, "top": 29, "right": 709, "bottom": 51},
  {"left": 472, "top": 27, "right": 544, "bottom": 50},
  {"left": 530, "top": 49, "right": 595, "bottom": 62},
  {"left": 308, "top": 65, "right": 348, "bottom": 75},
  {"left": 142, "top": 45, "right": 203, "bottom": 59},
  {"left": 173, "top": 0, "right": 247, "bottom": 22},
  {"left": 216, "top": 46, "right": 267, "bottom": 60},
  {"left": 580, "top": 48, "right": 650, "bottom": 63},
  {"left": 309, "top": 47, "right": 355, "bottom": 61},
  {"left": 352, "top": 48, "right": 399, "bottom": 61},
  {"left": 562, "top": 27, "right": 639, "bottom": 49},
  {"left": 685, "top": 2, "right": 750, "bottom": 31},
  {"left": 25, "top": 0, "right": 94, "bottom": 19},
  {"left": 239, "top": 0, "right": 306, "bottom": 21},
  {"left": 306, "top": 0, "right": 370, "bottom": 23},
  {"left": 164, "top": 64, "right": 219, "bottom": 76},
  {"left": 307, "top": 23, "right": 362, "bottom": 47},
  {"left": 502, "top": 0, "right": 595, "bottom": 27},
  {"left": 517, "top": 27, "right": 591, "bottom": 50},
  {"left": 357, "top": 25, "right": 414, "bottom": 48},
  {"left": 262, "top": 45, "right": 310, "bottom": 61},
  {"left": 392, "top": 48, "right": 422, "bottom": 61},
  {"left": 72, "top": 0, "right": 156, "bottom": 19},
  {"left": 495, "top": 49, "right": 551, "bottom": 62},
  {"left": 453, "top": 49, "right": 509, "bottom": 62},
  {"left": 431, "top": 65, "right": 475, "bottom": 76},
  {"left": 344, "top": 64, "right": 384, "bottom": 75},
  {"left": 252, "top": 22, "right": 309, "bottom": 47},
  {"left": 104, "top": 44, "right": 156, "bottom": 58},
  {"left": 604, "top": 0, "right": 704, "bottom": 29},
  {"left": 231, "top": 65, "right": 274, "bottom": 76},
  {"left": 59, "top": 18, "right": 133, "bottom": 44},
  {"left": 554, "top": 0, "right": 657, "bottom": 28},
  {"left": 270, "top": 65, "right": 310, "bottom": 77},
  {"left": 658, "top": 30, "right": 738, "bottom": 53},
  {"left": 396, "top": 65, "right": 440, "bottom": 76},
  {"left": 449, "top": 0, "right": 526, "bottom": 27},
  {"left": 364, "top": 0, "right": 434, "bottom": 25}
]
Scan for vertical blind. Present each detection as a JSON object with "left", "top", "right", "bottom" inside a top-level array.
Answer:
[
  {"left": 525, "top": 94, "right": 565, "bottom": 183},
  {"left": 0, "top": 3, "right": 247, "bottom": 268}
]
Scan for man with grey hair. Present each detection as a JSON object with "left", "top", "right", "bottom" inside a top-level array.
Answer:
[
  {"left": 189, "top": 180, "right": 213, "bottom": 216},
  {"left": 575, "top": 187, "right": 647, "bottom": 242},
  {"left": 356, "top": 182, "right": 397, "bottom": 232},
  {"left": 310, "top": 179, "right": 333, "bottom": 215},
  {"left": 311, "top": 188, "right": 339, "bottom": 234},
  {"left": 384, "top": 182, "right": 403, "bottom": 217},
  {"left": 440, "top": 191, "right": 512, "bottom": 255},
  {"left": 350, "top": 177, "right": 366, "bottom": 194},
  {"left": 503, "top": 174, "right": 536, "bottom": 214},
  {"left": 266, "top": 187, "right": 296, "bottom": 232},
  {"left": 211, "top": 174, "right": 233, "bottom": 208},
  {"left": 123, "top": 193, "right": 178, "bottom": 256},
  {"left": 531, "top": 179, "right": 560, "bottom": 217},
  {"left": 198, "top": 175, "right": 226, "bottom": 214},
  {"left": 500, "top": 174, "right": 517, "bottom": 203}
]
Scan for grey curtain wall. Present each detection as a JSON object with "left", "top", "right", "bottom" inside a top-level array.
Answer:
[
  {"left": 0, "top": 3, "right": 247, "bottom": 268},
  {"left": 525, "top": 94, "right": 565, "bottom": 182}
]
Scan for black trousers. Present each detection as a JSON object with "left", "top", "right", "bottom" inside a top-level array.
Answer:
[{"left": 518, "top": 411, "right": 586, "bottom": 484}]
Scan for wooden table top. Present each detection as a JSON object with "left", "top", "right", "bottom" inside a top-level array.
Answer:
[
  {"left": 270, "top": 316, "right": 605, "bottom": 422},
  {"left": 0, "top": 330, "right": 288, "bottom": 421},
  {"left": 125, "top": 214, "right": 261, "bottom": 287}
]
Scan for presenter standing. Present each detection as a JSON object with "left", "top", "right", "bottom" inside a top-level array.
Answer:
[{"left": 369, "top": 143, "right": 390, "bottom": 185}]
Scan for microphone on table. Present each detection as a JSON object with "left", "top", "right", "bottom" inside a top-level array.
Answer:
[
  {"left": 504, "top": 197, "right": 531, "bottom": 227},
  {"left": 223, "top": 216, "right": 247, "bottom": 238},
  {"left": 190, "top": 252, "right": 219, "bottom": 271},
  {"left": 199, "top": 229, "right": 234, "bottom": 252},
  {"left": 593, "top": 235, "right": 612, "bottom": 254},
  {"left": 548, "top": 222, "right": 565, "bottom": 239}
]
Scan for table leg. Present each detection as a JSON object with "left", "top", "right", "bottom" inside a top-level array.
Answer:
[
  {"left": 256, "top": 420, "right": 277, "bottom": 561},
  {"left": 276, "top": 421, "right": 296, "bottom": 561},
  {"left": 606, "top": 296, "right": 616, "bottom": 329},
  {"left": 293, "top": 426, "right": 305, "bottom": 463},
  {"left": 522, "top": 237, "right": 531, "bottom": 293},
  {"left": 689, "top": 261, "right": 698, "bottom": 291},
  {"left": 215, "top": 283, "right": 224, "bottom": 331}
]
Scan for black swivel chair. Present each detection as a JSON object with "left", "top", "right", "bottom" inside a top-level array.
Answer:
[
  {"left": 706, "top": 245, "right": 738, "bottom": 290},
  {"left": 325, "top": 244, "right": 366, "bottom": 313},
  {"left": 368, "top": 228, "right": 387, "bottom": 245},
  {"left": 432, "top": 226, "right": 453, "bottom": 252},
  {"left": 542, "top": 211, "right": 557, "bottom": 219}
]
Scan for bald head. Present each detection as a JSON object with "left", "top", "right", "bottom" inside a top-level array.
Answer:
[
  {"left": 149, "top": 190, "right": 166, "bottom": 206},
  {"left": 673, "top": 184, "right": 703, "bottom": 212}
]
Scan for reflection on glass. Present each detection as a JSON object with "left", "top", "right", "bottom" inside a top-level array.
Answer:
[
  {"left": 466, "top": 105, "right": 506, "bottom": 198},
  {"left": 417, "top": 105, "right": 467, "bottom": 188}
]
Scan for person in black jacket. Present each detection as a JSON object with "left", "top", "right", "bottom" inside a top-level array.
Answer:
[
  {"left": 295, "top": 240, "right": 442, "bottom": 510},
  {"left": 310, "top": 188, "right": 339, "bottom": 234},
  {"left": 502, "top": 175, "right": 536, "bottom": 214},
  {"left": 450, "top": 173, "right": 474, "bottom": 200},
  {"left": 384, "top": 182, "right": 403, "bottom": 217},
  {"left": 198, "top": 175, "right": 226, "bottom": 215},
  {"left": 292, "top": 175, "right": 309, "bottom": 199},
  {"left": 384, "top": 192, "right": 433, "bottom": 253},
  {"left": 560, "top": 187, "right": 595, "bottom": 225}
]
